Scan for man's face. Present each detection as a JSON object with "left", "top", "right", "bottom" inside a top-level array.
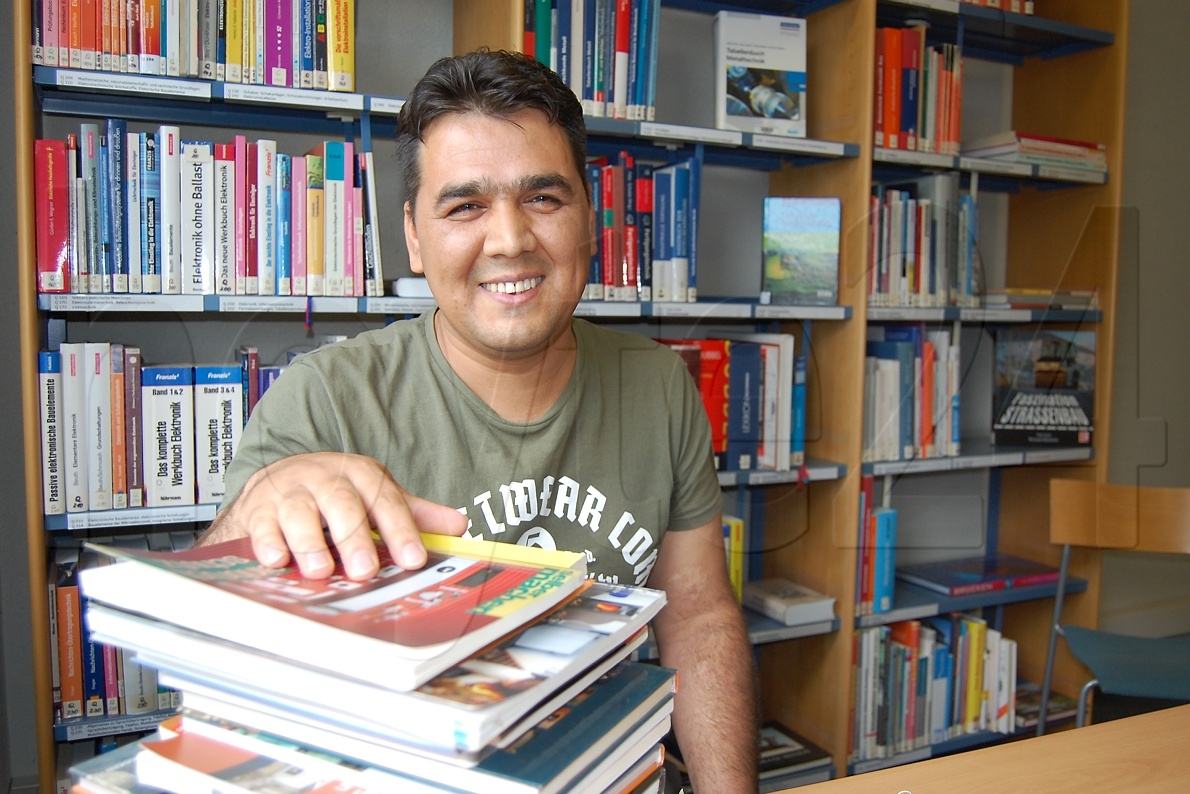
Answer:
[{"left": 404, "top": 110, "right": 595, "bottom": 362}]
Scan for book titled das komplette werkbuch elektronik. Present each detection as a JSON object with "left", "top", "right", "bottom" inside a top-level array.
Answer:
[{"left": 78, "top": 532, "right": 589, "bottom": 693}]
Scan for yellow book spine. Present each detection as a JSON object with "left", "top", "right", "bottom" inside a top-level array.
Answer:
[
  {"left": 726, "top": 516, "right": 745, "bottom": 602},
  {"left": 304, "top": 154, "right": 325, "bottom": 295},
  {"left": 326, "top": 0, "right": 354, "bottom": 91},
  {"left": 420, "top": 532, "right": 587, "bottom": 573},
  {"left": 964, "top": 618, "right": 986, "bottom": 732},
  {"left": 225, "top": 0, "right": 244, "bottom": 82}
]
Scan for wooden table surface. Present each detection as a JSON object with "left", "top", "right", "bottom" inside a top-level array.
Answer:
[{"left": 789, "top": 704, "right": 1190, "bottom": 794}]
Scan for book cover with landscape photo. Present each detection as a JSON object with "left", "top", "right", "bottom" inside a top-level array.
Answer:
[
  {"left": 760, "top": 197, "right": 841, "bottom": 306},
  {"left": 992, "top": 328, "right": 1095, "bottom": 447}
]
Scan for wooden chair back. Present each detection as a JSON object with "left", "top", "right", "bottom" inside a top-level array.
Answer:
[{"left": 1050, "top": 479, "right": 1190, "bottom": 555}]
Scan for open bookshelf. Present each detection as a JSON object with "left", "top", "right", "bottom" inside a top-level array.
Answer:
[{"left": 14, "top": 0, "right": 1128, "bottom": 787}]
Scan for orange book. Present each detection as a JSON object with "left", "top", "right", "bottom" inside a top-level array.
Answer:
[
  {"left": 54, "top": 550, "right": 83, "bottom": 721},
  {"left": 80, "top": 0, "right": 97, "bottom": 69},
  {"left": 921, "top": 340, "right": 936, "bottom": 457}
]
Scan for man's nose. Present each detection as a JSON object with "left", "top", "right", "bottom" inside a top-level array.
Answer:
[{"left": 483, "top": 202, "right": 537, "bottom": 258}]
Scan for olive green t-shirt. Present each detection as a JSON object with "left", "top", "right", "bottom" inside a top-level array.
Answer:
[{"left": 222, "top": 312, "right": 721, "bottom": 586}]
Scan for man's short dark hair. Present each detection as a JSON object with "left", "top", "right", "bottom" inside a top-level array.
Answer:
[{"left": 396, "top": 49, "right": 588, "bottom": 214}]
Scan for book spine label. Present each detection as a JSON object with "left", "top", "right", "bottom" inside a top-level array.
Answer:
[
  {"left": 84, "top": 342, "right": 112, "bottom": 511},
  {"left": 110, "top": 343, "right": 127, "bottom": 508},
  {"left": 124, "top": 346, "right": 144, "bottom": 507},
  {"left": 256, "top": 139, "right": 277, "bottom": 295},
  {"left": 39, "top": 352, "right": 65, "bottom": 515},
  {"left": 35, "top": 139, "right": 70, "bottom": 293},
  {"left": 181, "top": 141, "right": 215, "bottom": 295},
  {"left": 290, "top": 153, "right": 307, "bottom": 295},
  {"left": 214, "top": 144, "right": 236, "bottom": 295},
  {"left": 158, "top": 125, "right": 182, "bottom": 293},
  {"left": 142, "top": 365, "right": 196, "bottom": 507},
  {"left": 193, "top": 365, "right": 243, "bottom": 504},
  {"left": 326, "top": 0, "right": 352, "bottom": 90}
]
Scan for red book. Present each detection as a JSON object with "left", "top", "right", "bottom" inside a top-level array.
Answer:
[
  {"left": 611, "top": 0, "right": 631, "bottom": 119},
  {"left": 245, "top": 142, "right": 259, "bottom": 295},
  {"left": 80, "top": 0, "right": 97, "bottom": 69},
  {"left": 881, "top": 27, "right": 902, "bottom": 150},
  {"left": 873, "top": 29, "right": 885, "bottom": 148},
  {"left": 659, "top": 338, "right": 731, "bottom": 470},
  {"left": 35, "top": 139, "right": 70, "bottom": 293}
]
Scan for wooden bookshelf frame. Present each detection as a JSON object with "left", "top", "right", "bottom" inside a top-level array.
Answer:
[{"left": 11, "top": 1, "right": 1129, "bottom": 787}]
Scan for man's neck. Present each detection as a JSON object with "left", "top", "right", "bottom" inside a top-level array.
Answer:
[{"left": 433, "top": 312, "right": 578, "bottom": 423}]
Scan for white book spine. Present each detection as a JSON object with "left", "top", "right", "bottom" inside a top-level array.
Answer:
[
  {"left": 165, "top": 0, "right": 181, "bottom": 76},
  {"left": 39, "top": 352, "right": 65, "bottom": 515},
  {"left": 193, "top": 366, "right": 243, "bottom": 504},
  {"left": 181, "top": 141, "right": 215, "bottom": 294},
  {"left": 84, "top": 342, "right": 113, "bottom": 511},
  {"left": 142, "top": 366, "right": 196, "bottom": 507},
  {"left": 215, "top": 152, "right": 236, "bottom": 295},
  {"left": 158, "top": 126, "right": 183, "bottom": 294},
  {"left": 125, "top": 132, "right": 143, "bottom": 294},
  {"left": 256, "top": 140, "right": 277, "bottom": 295},
  {"left": 60, "top": 343, "right": 89, "bottom": 513}
]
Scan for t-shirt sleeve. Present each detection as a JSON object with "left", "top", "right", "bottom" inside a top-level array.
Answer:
[
  {"left": 666, "top": 353, "right": 722, "bottom": 532},
  {"left": 220, "top": 356, "right": 344, "bottom": 509}
]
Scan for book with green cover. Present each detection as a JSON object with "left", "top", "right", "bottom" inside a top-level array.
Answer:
[{"left": 760, "top": 196, "right": 841, "bottom": 306}]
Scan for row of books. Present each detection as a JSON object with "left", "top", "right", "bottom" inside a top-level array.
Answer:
[
  {"left": 51, "top": 537, "right": 194, "bottom": 724},
  {"left": 850, "top": 615, "right": 1019, "bottom": 763},
  {"left": 586, "top": 153, "right": 701, "bottom": 303},
  {"left": 34, "top": 120, "right": 385, "bottom": 297},
  {"left": 523, "top": 0, "right": 661, "bottom": 122},
  {"left": 863, "top": 324, "right": 962, "bottom": 466},
  {"left": 868, "top": 172, "right": 980, "bottom": 309},
  {"left": 961, "top": 130, "right": 1109, "bottom": 175},
  {"left": 874, "top": 26, "right": 963, "bottom": 156},
  {"left": 73, "top": 533, "right": 674, "bottom": 793},
  {"left": 663, "top": 332, "right": 808, "bottom": 474},
  {"left": 30, "top": 0, "right": 357, "bottom": 91},
  {"left": 36, "top": 342, "right": 281, "bottom": 515}
]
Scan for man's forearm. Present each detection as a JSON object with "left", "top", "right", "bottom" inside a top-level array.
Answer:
[{"left": 658, "top": 598, "right": 758, "bottom": 793}]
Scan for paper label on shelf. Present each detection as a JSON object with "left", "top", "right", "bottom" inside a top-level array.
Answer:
[
  {"left": 223, "top": 84, "right": 364, "bottom": 111},
  {"left": 365, "top": 297, "right": 436, "bottom": 315},
  {"left": 43, "top": 295, "right": 205, "bottom": 313},
  {"left": 960, "top": 157, "right": 1034, "bottom": 177},
  {"left": 875, "top": 147, "right": 954, "bottom": 168},
  {"left": 751, "top": 134, "right": 845, "bottom": 157},
  {"left": 368, "top": 97, "right": 406, "bottom": 115},
  {"left": 220, "top": 296, "right": 307, "bottom": 313},
  {"left": 1036, "top": 166, "right": 1106, "bottom": 184},
  {"left": 639, "top": 122, "right": 742, "bottom": 146},
  {"left": 55, "top": 70, "right": 211, "bottom": 99}
]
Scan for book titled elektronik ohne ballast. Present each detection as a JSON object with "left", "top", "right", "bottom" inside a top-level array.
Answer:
[{"left": 79, "top": 532, "right": 588, "bottom": 692}]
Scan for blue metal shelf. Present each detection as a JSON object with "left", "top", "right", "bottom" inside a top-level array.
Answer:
[
  {"left": 856, "top": 575, "right": 1087, "bottom": 629},
  {"left": 876, "top": 0, "right": 1113, "bottom": 65}
]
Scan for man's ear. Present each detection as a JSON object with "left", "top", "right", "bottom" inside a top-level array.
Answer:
[{"left": 405, "top": 201, "right": 424, "bottom": 274}]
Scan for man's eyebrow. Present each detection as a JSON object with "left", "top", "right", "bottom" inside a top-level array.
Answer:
[{"left": 433, "top": 172, "right": 577, "bottom": 210}]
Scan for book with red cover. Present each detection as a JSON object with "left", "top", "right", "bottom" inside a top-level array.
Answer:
[
  {"left": 34, "top": 139, "right": 70, "bottom": 293},
  {"left": 895, "top": 553, "right": 1059, "bottom": 597},
  {"left": 78, "top": 533, "right": 587, "bottom": 692}
]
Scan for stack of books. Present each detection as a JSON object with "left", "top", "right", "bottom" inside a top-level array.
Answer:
[
  {"left": 960, "top": 131, "right": 1107, "bottom": 176},
  {"left": 72, "top": 533, "right": 675, "bottom": 794}
]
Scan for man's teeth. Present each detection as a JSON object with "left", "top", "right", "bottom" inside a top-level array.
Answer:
[{"left": 483, "top": 277, "right": 543, "bottom": 294}]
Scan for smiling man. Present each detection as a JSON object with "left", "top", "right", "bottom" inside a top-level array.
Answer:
[{"left": 200, "top": 49, "right": 758, "bottom": 792}]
